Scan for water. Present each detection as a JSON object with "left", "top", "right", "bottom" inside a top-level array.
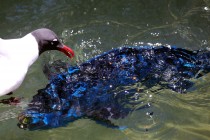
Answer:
[{"left": 0, "top": 0, "right": 210, "bottom": 139}]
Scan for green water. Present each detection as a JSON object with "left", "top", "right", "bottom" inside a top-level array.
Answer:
[{"left": 0, "top": 0, "right": 210, "bottom": 139}]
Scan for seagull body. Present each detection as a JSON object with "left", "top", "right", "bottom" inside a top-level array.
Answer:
[
  {"left": 0, "top": 34, "right": 38, "bottom": 96},
  {"left": 0, "top": 29, "right": 74, "bottom": 96}
]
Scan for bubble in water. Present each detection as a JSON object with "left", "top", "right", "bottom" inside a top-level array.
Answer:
[{"left": 203, "top": 6, "right": 209, "bottom": 11}]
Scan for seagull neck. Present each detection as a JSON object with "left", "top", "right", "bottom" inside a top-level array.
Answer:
[{"left": 19, "top": 34, "right": 40, "bottom": 67}]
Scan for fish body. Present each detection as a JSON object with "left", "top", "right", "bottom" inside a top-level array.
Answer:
[{"left": 18, "top": 46, "right": 210, "bottom": 129}]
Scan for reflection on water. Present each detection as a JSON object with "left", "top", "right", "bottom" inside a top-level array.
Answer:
[{"left": 0, "top": 0, "right": 210, "bottom": 139}]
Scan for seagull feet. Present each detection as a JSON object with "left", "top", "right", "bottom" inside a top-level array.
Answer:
[
  {"left": 6, "top": 92, "right": 13, "bottom": 95},
  {"left": 0, "top": 97, "right": 21, "bottom": 105}
]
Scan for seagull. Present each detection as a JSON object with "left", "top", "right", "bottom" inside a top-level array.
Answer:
[{"left": 0, "top": 28, "right": 74, "bottom": 98}]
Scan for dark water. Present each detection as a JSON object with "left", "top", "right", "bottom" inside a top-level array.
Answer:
[{"left": 0, "top": 0, "right": 210, "bottom": 139}]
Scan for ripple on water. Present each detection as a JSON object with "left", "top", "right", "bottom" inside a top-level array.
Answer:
[{"left": 0, "top": 1, "right": 210, "bottom": 139}]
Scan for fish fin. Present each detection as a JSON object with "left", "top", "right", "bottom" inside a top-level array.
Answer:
[
  {"left": 86, "top": 107, "right": 127, "bottom": 129},
  {"left": 167, "top": 78, "right": 194, "bottom": 93}
]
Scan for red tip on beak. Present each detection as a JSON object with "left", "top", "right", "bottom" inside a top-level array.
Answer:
[{"left": 59, "top": 45, "right": 74, "bottom": 58}]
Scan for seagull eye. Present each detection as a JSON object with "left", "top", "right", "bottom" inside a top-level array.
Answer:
[
  {"left": 50, "top": 39, "right": 59, "bottom": 46},
  {"left": 53, "top": 39, "right": 58, "bottom": 42}
]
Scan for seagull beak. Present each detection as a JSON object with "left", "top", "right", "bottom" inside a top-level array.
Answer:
[{"left": 58, "top": 44, "right": 74, "bottom": 58}]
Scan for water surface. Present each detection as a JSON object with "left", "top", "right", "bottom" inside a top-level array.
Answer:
[{"left": 0, "top": 0, "right": 210, "bottom": 139}]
